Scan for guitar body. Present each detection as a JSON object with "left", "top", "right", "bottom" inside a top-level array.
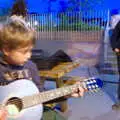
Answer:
[
  {"left": 0, "top": 80, "right": 43, "bottom": 120},
  {"left": 0, "top": 78, "right": 103, "bottom": 120}
]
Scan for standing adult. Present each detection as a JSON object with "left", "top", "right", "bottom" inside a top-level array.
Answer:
[{"left": 110, "top": 9, "right": 120, "bottom": 110}]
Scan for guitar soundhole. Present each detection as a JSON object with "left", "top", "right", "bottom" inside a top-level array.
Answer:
[{"left": 6, "top": 97, "right": 23, "bottom": 116}]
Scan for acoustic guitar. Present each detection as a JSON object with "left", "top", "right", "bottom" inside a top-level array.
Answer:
[{"left": 0, "top": 78, "right": 103, "bottom": 120}]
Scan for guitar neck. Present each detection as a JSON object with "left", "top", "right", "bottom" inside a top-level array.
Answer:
[
  {"left": 22, "top": 83, "right": 81, "bottom": 108},
  {"left": 22, "top": 77, "right": 102, "bottom": 109}
]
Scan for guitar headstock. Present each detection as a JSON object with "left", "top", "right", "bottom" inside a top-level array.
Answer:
[{"left": 83, "top": 77, "right": 103, "bottom": 92}]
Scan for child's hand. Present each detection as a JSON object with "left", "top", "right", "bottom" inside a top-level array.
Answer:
[
  {"left": 114, "top": 48, "right": 120, "bottom": 53},
  {"left": 71, "top": 81, "right": 84, "bottom": 98},
  {"left": 0, "top": 108, "right": 7, "bottom": 120}
]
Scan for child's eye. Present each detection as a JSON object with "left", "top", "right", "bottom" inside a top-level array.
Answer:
[{"left": 24, "top": 49, "right": 32, "bottom": 54}]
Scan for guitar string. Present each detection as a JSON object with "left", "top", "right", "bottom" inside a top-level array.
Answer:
[
  {"left": 4, "top": 85, "right": 77, "bottom": 106},
  {"left": 4, "top": 84, "right": 80, "bottom": 106},
  {"left": 3, "top": 80, "right": 99, "bottom": 107}
]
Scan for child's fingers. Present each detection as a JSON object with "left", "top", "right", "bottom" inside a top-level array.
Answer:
[{"left": 0, "top": 109, "right": 7, "bottom": 120}]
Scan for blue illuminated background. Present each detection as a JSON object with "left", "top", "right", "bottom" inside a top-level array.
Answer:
[{"left": 0, "top": 0, "right": 120, "bottom": 13}]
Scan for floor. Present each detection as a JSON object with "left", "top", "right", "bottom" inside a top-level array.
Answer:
[
  {"left": 44, "top": 65, "right": 120, "bottom": 120},
  {"left": 67, "top": 73, "right": 119, "bottom": 120},
  {"left": 35, "top": 40, "right": 120, "bottom": 120}
]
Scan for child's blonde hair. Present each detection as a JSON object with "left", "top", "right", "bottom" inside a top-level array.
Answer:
[{"left": 0, "top": 19, "right": 36, "bottom": 50}]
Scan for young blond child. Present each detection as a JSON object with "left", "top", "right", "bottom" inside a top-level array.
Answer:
[{"left": 0, "top": 17, "right": 84, "bottom": 120}]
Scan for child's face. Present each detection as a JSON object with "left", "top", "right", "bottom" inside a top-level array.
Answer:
[{"left": 3, "top": 45, "right": 33, "bottom": 66}]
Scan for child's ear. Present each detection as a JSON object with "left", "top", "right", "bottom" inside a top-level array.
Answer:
[{"left": 2, "top": 48, "right": 10, "bottom": 56}]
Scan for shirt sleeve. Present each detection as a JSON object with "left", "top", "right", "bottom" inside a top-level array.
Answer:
[
  {"left": 110, "top": 21, "right": 120, "bottom": 49},
  {"left": 29, "top": 61, "right": 44, "bottom": 92}
]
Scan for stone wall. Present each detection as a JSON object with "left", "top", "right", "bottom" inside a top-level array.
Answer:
[
  {"left": 35, "top": 30, "right": 103, "bottom": 66},
  {"left": 36, "top": 30, "right": 103, "bottom": 42}
]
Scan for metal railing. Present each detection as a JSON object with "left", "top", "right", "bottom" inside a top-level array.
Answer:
[
  {"left": 0, "top": 10, "right": 109, "bottom": 41},
  {"left": 25, "top": 10, "right": 109, "bottom": 41}
]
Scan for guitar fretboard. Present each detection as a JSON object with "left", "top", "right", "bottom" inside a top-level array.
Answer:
[
  {"left": 21, "top": 77, "right": 101, "bottom": 109},
  {"left": 22, "top": 83, "right": 81, "bottom": 108}
]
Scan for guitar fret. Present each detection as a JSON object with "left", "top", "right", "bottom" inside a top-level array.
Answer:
[
  {"left": 62, "top": 88, "right": 70, "bottom": 95},
  {"left": 39, "top": 86, "right": 78, "bottom": 103},
  {"left": 22, "top": 97, "right": 30, "bottom": 108},
  {"left": 33, "top": 95, "right": 42, "bottom": 104},
  {"left": 39, "top": 93, "right": 46, "bottom": 103},
  {"left": 22, "top": 84, "right": 80, "bottom": 108},
  {"left": 44, "top": 91, "right": 54, "bottom": 101}
]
